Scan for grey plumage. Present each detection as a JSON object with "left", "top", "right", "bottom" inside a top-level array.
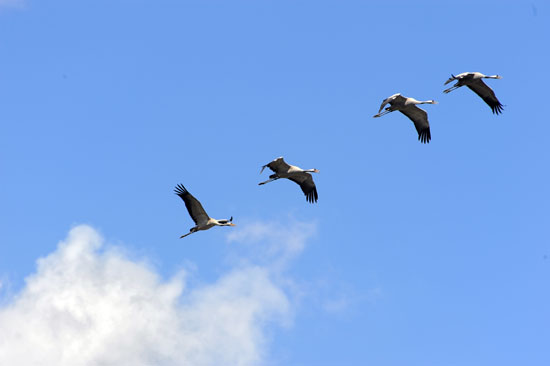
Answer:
[
  {"left": 174, "top": 184, "right": 235, "bottom": 238},
  {"left": 443, "top": 72, "right": 503, "bottom": 114},
  {"left": 259, "top": 157, "right": 319, "bottom": 203},
  {"left": 373, "top": 93, "right": 437, "bottom": 144}
]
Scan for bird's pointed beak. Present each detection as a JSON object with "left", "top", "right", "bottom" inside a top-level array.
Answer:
[{"left": 229, "top": 223, "right": 236, "bottom": 227}]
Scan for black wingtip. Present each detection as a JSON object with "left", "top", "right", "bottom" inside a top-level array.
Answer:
[
  {"left": 305, "top": 187, "right": 318, "bottom": 204},
  {"left": 418, "top": 129, "right": 431, "bottom": 144},
  {"left": 491, "top": 102, "right": 504, "bottom": 115},
  {"left": 174, "top": 184, "right": 188, "bottom": 196}
]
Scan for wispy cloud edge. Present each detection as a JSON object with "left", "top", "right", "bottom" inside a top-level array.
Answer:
[{"left": 0, "top": 222, "right": 317, "bottom": 366}]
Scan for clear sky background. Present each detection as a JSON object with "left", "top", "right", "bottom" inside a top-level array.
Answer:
[{"left": 1, "top": 1, "right": 549, "bottom": 365}]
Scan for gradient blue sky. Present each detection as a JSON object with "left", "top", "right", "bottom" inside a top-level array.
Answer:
[{"left": 1, "top": 1, "right": 549, "bottom": 365}]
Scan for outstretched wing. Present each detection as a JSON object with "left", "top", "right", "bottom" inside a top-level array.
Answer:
[
  {"left": 260, "top": 156, "right": 292, "bottom": 174},
  {"left": 376, "top": 93, "right": 404, "bottom": 114},
  {"left": 400, "top": 106, "right": 431, "bottom": 144},
  {"left": 377, "top": 97, "right": 392, "bottom": 114},
  {"left": 467, "top": 79, "right": 504, "bottom": 114},
  {"left": 174, "top": 184, "right": 210, "bottom": 226},
  {"left": 288, "top": 173, "right": 318, "bottom": 203},
  {"left": 444, "top": 74, "right": 457, "bottom": 85},
  {"left": 444, "top": 72, "right": 471, "bottom": 85}
]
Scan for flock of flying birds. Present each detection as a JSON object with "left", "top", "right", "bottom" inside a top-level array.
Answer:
[{"left": 175, "top": 71, "right": 504, "bottom": 238}]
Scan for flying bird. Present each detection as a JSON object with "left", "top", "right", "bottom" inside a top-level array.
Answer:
[
  {"left": 443, "top": 72, "right": 503, "bottom": 114},
  {"left": 174, "top": 184, "right": 235, "bottom": 238},
  {"left": 373, "top": 93, "right": 437, "bottom": 143},
  {"left": 259, "top": 157, "right": 319, "bottom": 203}
]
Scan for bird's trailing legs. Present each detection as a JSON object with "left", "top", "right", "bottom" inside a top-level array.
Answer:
[
  {"left": 443, "top": 85, "right": 459, "bottom": 94},
  {"left": 180, "top": 227, "right": 198, "bottom": 238},
  {"left": 258, "top": 177, "right": 279, "bottom": 185},
  {"left": 373, "top": 108, "right": 393, "bottom": 118}
]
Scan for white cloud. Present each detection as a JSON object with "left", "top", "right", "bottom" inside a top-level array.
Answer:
[
  {"left": 0, "top": 222, "right": 316, "bottom": 366},
  {"left": 226, "top": 218, "right": 317, "bottom": 270},
  {"left": 322, "top": 296, "right": 351, "bottom": 314}
]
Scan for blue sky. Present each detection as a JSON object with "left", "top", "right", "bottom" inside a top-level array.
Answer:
[{"left": 1, "top": 1, "right": 549, "bottom": 365}]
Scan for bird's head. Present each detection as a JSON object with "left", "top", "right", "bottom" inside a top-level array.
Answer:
[
  {"left": 312, "top": 169, "right": 320, "bottom": 173},
  {"left": 219, "top": 217, "right": 236, "bottom": 226},
  {"left": 218, "top": 221, "right": 236, "bottom": 226}
]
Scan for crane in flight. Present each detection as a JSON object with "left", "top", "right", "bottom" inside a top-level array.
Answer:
[
  {"left": 443, "top": 72, "right": 503, "bottom": 114},
  {"left": 373, "top": 93, "right": 437, "bottom": 144},
  {"left": 174, "top": 184, "right": 235, "bottom": 238},
  {"left": 259, "top": 157, "right": 319, "bottom": 203}
]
